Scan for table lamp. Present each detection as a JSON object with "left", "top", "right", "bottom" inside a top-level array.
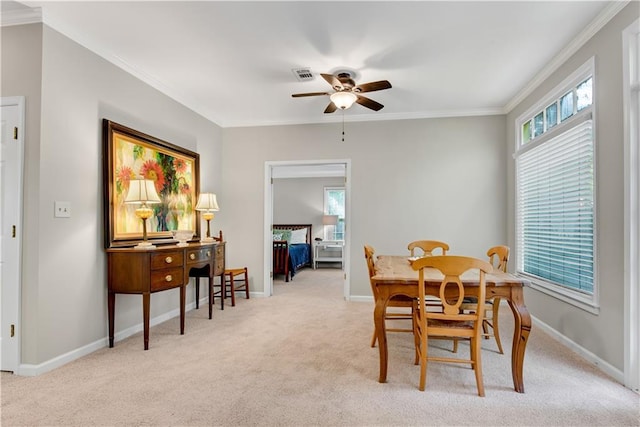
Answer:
[
  {"left": 125, "top": 179, "right": 161, "bottom": 249},
  {"left": 322, "top": 214, "right": 338, "bottom": 240},
  {"left": 196, "top": 193, "right": 219, "bottom": 242}
]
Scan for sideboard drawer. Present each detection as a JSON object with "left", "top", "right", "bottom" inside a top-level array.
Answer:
[
  {"left": 151, "top": 251, "right": 184, "bottom": 270},
  {"left": 186, "top": 248, "right": 212, "bottom": 264},
  {"left": 150, "top": 267, "right": 184, "bottom": 291}
]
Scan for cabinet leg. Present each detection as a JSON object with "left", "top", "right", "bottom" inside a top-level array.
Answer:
[
  {"left": 208, "top": 275, "right": 213, "bottom": 319},
  {"left": 108, "top": 291, "right": 115, "bottom": 348},
  {"left": 143, "top": 293, "right": 150, "bottom": 350},
  {"left": 180, "top": 285, "right": 185, "bottom": 335}
]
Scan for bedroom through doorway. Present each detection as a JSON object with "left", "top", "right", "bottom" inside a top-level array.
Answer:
[{"left": 264, "top": 160, "right": 351, "bottom": 299}]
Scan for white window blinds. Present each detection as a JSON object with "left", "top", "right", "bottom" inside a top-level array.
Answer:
[{"left": 516, "top": 117, "right": 594, "bottom": 294}]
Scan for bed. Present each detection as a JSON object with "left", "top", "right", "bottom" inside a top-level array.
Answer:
[{"left": 272, "top": 224, "right": 312, "bottom": 282}]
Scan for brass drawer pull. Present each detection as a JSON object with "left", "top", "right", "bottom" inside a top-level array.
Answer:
[
  {"left": 165, "top": 256, "right": 173, "bottom": 264},
  {"left": 165, "top": 275, "right": 173, "bottom": 282},
  {"left": 189, "top": 253, "right": 196, "bottom": 260}
]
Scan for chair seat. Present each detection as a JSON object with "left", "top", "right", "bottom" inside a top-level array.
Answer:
[
  {"left": 225, "top": 268, "right": 247, "bottom": 276},
  {"left": 427, "top": 318, "right": 474, "bottom": 329}
]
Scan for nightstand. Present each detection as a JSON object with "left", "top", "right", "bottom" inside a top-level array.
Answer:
[{"left": 313, "top": 240, "right": 344, "bottom": 269}]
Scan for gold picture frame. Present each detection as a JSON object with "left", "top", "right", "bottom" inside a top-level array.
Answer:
[{"left": 103, "top": 119, "right": 200, "bottom": 248}]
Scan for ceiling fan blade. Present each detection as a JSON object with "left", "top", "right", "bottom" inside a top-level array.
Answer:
[
  {"left": 292, "top": 92, "right": 330, "bottom": 98},
  {"left": 355, "top": 95, "right": 384, "bottom": 111},
  {"left": 321, "top": 73, "right": 344, "bottom": 91},
  {"left": 354, "top": 80, "right": 392, "bottom": 93},
  {"left": 324, "top": 102, "right": 338, "bottom": 114}
]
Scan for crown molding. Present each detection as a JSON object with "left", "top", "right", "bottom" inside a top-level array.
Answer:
[
  {"left": 503, "top": 1, "right": 631, "bottom": 114},
  {"left": 0, "top": 6, "right": 42, "bottom": 27}
]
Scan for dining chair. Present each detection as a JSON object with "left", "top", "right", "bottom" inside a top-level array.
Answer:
[
  {"left": 407, "top": 240, "right": 450, "bottom": 257},
  {"left": 411, "top": 255, "right": 493, "bottom": 396},
  {"left": 364, "top": 245, "right": 415, "bottom": 348},
  {"left": 460, "top": 245, "right": 509, "bottom": 354},
  {"left": 407, "top": 240, "right": 450, "bottom": 316}
]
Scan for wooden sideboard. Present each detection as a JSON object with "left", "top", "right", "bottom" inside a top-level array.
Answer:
[{"left": 107, "top": 241, "right": 225, "bottom": 350}]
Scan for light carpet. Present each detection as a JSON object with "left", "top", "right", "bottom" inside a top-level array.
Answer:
[{"left": 1, "top": 268, "right": 638, "bottom": 426}]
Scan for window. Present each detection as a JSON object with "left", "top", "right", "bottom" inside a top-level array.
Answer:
[
  {"left": 324, "top": 187, "right": 345, "bottom": 240},
  {"left": 515, "top": 58, "right": 597, "bottom": 312}
]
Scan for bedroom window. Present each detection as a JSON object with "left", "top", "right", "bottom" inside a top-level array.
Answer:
[
  {"left": 324, "top": 187, "right": 345, "bottom": 241},
  {"left": 515, "top": 57, "right": 597, "bottom": 313}
]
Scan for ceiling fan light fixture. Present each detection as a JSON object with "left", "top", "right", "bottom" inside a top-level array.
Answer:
[{"left": 330, "top": 91, "right": 357, "bottom": 109}]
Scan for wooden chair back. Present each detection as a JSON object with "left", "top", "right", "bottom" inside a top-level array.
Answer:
[
  {"left": 364, "top": 245, "right": 376, "bottom": 279},
  {"left": 487, "top": 245, "right": 509, "bottom": 273},
  {"left": 410, "top": 255, "right": 493, "bottom": 395},
  {"left": 408, "top": 240, "right": 450, "bottom": 257}
]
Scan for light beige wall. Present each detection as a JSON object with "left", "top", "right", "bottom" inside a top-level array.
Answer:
[
  {"left": 273, "top": 176, "right": 344, "bottom": 240},
  {"left": 1, "top": 23, "right": 43, "bottom": 364},
  {"left": 222, "top": 115, "right": 507, "bottom": 298},
  {"left": 506, "top": 3, "right": 639, "bottom": 371},
  {"left": 3, "top": 24, "right": 223, "bottom": 365}
]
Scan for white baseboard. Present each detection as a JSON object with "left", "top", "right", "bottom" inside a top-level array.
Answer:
[
  {"left": 531, "top": 315, "right": 624, "bottom": 384},
  {"left": 17, "top": 299, "right": 204, "bottom": 377}
]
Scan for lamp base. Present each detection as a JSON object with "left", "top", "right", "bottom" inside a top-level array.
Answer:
[{"left": 134, "top": 241, "right": 156, "bottom": 250}]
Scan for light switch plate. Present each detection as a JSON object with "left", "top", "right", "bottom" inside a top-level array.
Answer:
[{"left": 54, "top": 201, "right": 71, "bottom": 218}]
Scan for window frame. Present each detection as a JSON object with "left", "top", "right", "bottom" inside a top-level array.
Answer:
[{"left": 514, "top": 57, "right": 599, "bottom": 314}]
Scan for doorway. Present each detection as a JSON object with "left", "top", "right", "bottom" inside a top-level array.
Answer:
[
  {"left": 263, "top": 160, "right": 351, "bottom": 299},
  {"left": 1, "top": 96, "right": 25, "bottom": 373}
]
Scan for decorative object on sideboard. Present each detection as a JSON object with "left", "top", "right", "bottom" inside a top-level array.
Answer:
[
  {"left": 171, "top": 230, "right": 195, "bottom": 247},
  {"left": 124, "top": 179, "right": 161, "bottom": 249},
  {"left": 196, "top": 193, "right": 219, "bottom": 242}
]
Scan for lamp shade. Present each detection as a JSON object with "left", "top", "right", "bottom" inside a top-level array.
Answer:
[
  {"left": 330, "top": 91, "right": 357, "bottom": 110},
  {"left": 195, "top": 193, "right": 220, "bottom": 211},
  {"left": 322, "top": 214, "right": 339, "bottom": 226},
  {"left": 124, "top": 179, "right": 161, "bottom": 204}
]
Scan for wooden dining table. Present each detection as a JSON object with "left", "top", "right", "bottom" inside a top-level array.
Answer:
[{"left": 371, "top": 255, "right": 532, "bottom": 393}]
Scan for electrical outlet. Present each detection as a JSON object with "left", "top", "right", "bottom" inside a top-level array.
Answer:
[{"left": 54, "top": 201, "right": 71, "bottom": 218}]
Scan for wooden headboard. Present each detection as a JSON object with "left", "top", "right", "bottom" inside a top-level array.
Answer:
[{"left": 273, "top": 224, "right": 312, "bottom": 245}]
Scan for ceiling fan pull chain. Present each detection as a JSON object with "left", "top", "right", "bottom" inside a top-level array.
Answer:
[{"left": 342, "top": 110, "right": 346, "bottom": 143}]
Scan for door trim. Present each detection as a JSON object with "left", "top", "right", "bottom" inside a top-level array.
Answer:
[
  {"left": 1, "top": 96, "right": 25, "bottom": 374},
  {"left": 263, "top": 159, "right": 351, "bottom": 298}
]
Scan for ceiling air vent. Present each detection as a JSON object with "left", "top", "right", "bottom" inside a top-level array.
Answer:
[{"left": 292, "top": 68, "right": 314, "bottom": 82}]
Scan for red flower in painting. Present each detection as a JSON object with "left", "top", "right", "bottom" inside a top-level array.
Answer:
[
  {"left": 173, "top": 158, "right": 187, "bottom": 174},
  {"left": 116, "top": 165, "right": 135, "bottom": 193},
  {"left": 140, "top": 160, "right": 165, "bottom": 193},
  {"left": 180, "top": 182, "right": 190, "bottom": 194}
]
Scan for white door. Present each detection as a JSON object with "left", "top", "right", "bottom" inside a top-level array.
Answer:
[{"left": 1, "top": 97, "right": 25, "bottom": 373}]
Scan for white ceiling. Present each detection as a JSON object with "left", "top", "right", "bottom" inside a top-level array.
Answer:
[{"left": 5, "top": 1, "right": 622, "bottom": 128}]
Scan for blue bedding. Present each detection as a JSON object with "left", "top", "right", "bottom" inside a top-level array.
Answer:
[{"left": 288, "top": 243, "right": 311, "bottom": 277}]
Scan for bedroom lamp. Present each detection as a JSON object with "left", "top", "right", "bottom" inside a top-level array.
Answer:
[
  {"left": 196, "top": 193, "right": 219, "bottom": 243},
  {"left": 125, "top": 179, "right": 161, "bottom": 250},
  {"left": 322, "top": 214, "right": 339, "bottom": 240},
  {"left": 330, "top": 91, "right": 357, "bottom": 110}
]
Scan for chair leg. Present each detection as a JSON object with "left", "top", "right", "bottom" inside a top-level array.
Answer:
[
  {"left": 243, "top": 268, "right": 250, "bottom": 299},
  {"left": 229, "top": 273, "right": 236, "bottom": 307},
  {"left": 472, "top": 335, "right": 485, "bottom": 397},
  {"left": 370, "top": 329, "right": 377, "bottom": 348},
  {"left": 492, "top": 298, "right": 504, "bottom": 354},
  {"left": 418, "top": 329, "right": 428, "bottom": 391}
]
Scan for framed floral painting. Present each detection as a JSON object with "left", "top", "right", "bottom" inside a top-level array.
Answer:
[{"left": 103, "top": 119, "right": 200, "bottom": 248}]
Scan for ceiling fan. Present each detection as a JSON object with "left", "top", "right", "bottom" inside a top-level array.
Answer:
[{"left": 292, "top": 72, "right": 392, "bottom": 113}]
